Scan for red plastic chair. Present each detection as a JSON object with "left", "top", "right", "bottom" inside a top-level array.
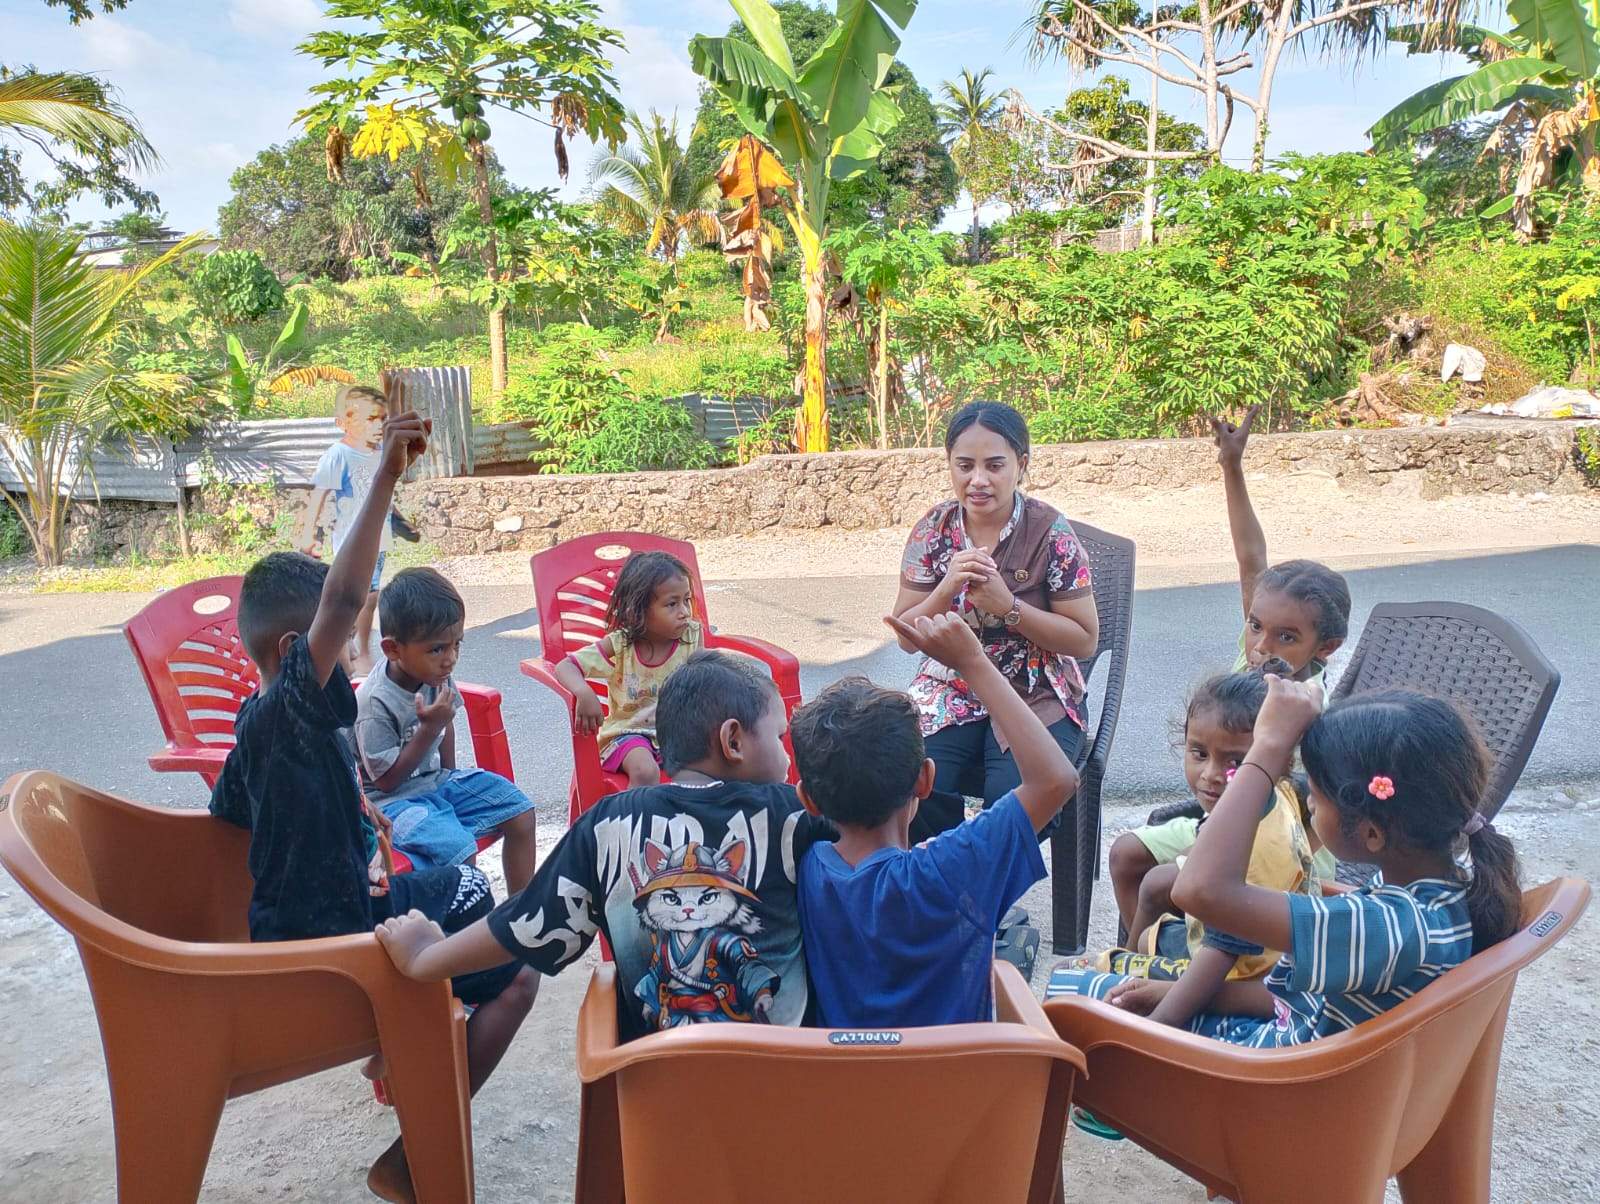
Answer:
[
  {"left": 520, "top": 533, "right": 803, "bottom": 826},
  {"left": 123, "top": 574, "right": 511, "bottom": 876}
]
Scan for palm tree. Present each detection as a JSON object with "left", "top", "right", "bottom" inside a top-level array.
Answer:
[
  {"left": 589, "top": 109, "right": 720, "bottom": 265},
  {"left": 0, "top": 69, "right": 158, "bottom": 182},
  {"left": 937, "top": 68, "right": 1004, "bottom": 258},
  {"left": 0, "top": 221, "right": 204, "bottom": 566}
]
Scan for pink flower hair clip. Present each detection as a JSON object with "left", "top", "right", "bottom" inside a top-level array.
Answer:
[{"left": 1367, "top": 775, "right": 1395, "bottom": 800}]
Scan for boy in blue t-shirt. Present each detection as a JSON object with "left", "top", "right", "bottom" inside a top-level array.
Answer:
[{"left": 792, "top": 612, "right": 1079, "bottom": 1027}]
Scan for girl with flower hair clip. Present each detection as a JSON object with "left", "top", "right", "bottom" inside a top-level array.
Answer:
[{"left": 1057, "top": 680, "right": 1523, "bottom": 1050}]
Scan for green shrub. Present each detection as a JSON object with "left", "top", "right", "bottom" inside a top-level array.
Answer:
[
  {"left": 692, "top": 348, "right": 793, "bottom": 400},
  {"left": 0, "top": 502, "right": 28, "bottom": 560},
  {"left": 190, "top": 250, "right": 286, "bottom": 325},
  {"left": 499, "top": 328, "right": 633, "bottom": 469},
  {"left": 565, "top": 397, "right": 717, "bottom": 474},
  {"left": 1576, "top": 427, "right": 1600, "bottom": 488}
]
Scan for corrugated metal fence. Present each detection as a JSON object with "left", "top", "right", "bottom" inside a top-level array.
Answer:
[
  {"left": 1, "top": 372, "right": 778, "bottom": 502},
  {"left": 0, "top": 367, "right": 477, "bottom": 502}
]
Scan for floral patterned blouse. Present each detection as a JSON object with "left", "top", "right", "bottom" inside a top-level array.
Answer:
[{"left": 900, "top": 492, "right": 1095, "bottom": 738}]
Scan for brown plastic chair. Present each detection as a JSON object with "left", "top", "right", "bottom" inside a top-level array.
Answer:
[
  {"left": 1052, "top": 521, "right": 1137, "bottom": 956},
  {"left": 0, "top": 770, "right": 477, "bottom": 1204},
  {"left": 572, "top": 961, "right": 1086, "bottom": 1204},
  {"left": 1044, "top": 876, "right": 1590, "bottom": 1204}
]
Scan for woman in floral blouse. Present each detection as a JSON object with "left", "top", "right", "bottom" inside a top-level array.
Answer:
[{"left": 892, "top": 401, "right": 1099, "bottom": 840}]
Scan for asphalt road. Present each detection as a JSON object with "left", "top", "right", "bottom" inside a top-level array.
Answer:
[{"left": 4, "top": 541, "right": 1597, "bottom": 810}]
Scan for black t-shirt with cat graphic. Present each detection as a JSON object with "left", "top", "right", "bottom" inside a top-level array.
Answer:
[{"left": 486, "top": 779, "right": 834, "bottom": 1042}]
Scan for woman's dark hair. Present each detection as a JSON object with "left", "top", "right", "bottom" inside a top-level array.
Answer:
[
  {"left": 1182, "top": 658, "right": 1291, "bottom": 737},
  {"left": 1255, "top": 559, "right": 1351, "bottom": 645},
  {"left": 606, "top": 551, "right": 691, "bottom": 645},
  {"left": 1301, "top": 689, "right": 1521, "bottom": 953},
  {"left": 944, "top": 400, "right": 1030, "bottom": 461}
]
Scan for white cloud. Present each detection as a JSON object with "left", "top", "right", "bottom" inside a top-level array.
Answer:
[
  {"left": 228, "top": 0, "right": 323, "bottom": 40},
  {"left": 79, "top": 18, "right": 173, "bottom": 72},
  {"left": 609, "top": 21, "right": 703, "bottom": 124}
]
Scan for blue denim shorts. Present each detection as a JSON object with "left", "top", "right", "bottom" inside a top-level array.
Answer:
[{"left": 380, "top": 769, "right": 533, "bottom": 870}]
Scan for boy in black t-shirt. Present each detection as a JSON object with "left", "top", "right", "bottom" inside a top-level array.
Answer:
[
  {"left": 376, "top": 651, "right": 835, "bottom": 1041},
  {"left": 209, "top": 380, "right": 535, "bottom": 1202}
]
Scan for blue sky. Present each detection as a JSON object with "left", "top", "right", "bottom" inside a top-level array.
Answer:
[{"left": 6, "top": 0, "right": 1473, "bottom": 233}]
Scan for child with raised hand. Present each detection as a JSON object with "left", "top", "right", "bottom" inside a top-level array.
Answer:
[
  {"left": 1059, "top": 678, "right": 1522, "bottom": 1051},
  {"left": 792, "top": 612, "right": 1078, "bottom": 1027},
  {"left": 210, "top": 380, "right": 536, "bottom": 1202},
  {"left": 1048, "top": 662, "right": 1316, "bottom": 1031},
  {"left": 554, "top": 550, "right": 702, "bottom": 788},
  {"left": 376, "top": 651, "right": 835, "bottom": 1040},
  {"left": 353, "top": 567, "right": 539, "bottom": 892},
  {"left": 1109, "top": 406, "right": 1353, "bottom": 916}
]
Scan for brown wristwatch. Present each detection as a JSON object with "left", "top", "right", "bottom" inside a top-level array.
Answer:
[{"left": 1002, "top": 598, "right": 1022, "bottom": 628}]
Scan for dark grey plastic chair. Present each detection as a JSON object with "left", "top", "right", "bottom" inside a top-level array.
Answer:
[
  {"left": 1330, "top": 601, "right": 1561, "bottom": 884},
  {"left": 1144, "top": 602, "right": 1561, "bottom": 887},
  {"left": 1051, "top": 522, "right": 1135, "bottom": 956}
]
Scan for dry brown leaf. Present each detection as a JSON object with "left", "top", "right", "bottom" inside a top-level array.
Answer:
[{"left": 324, "top": 126, "right": 349, "bottom": 183}]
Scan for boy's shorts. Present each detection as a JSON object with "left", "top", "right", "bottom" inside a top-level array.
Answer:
[
  {"left": 377, "top": 864, "right": 521, "bottom": 1006},
  {"left": 1128, "top": 815, "right": 1201, "bottom": 865},
  {"left": 380, "top": 769, "right": 534, "bottom": 870},
  {"left": 600, "top": 733, "right": 661, "bottom": 773}
]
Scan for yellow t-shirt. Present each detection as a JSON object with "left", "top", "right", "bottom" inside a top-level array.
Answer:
[
  {"left": 569, "top": 621, "right": 703, "bottom": 753},
  {"left": 1174, "top": 779, "right": 1316, "bottom": 981}
]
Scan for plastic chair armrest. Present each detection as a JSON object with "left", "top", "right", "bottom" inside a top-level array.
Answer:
[
  {"left": 456, "top": 679, "right": 513, "bottom": 780},
  {"left": 994, "top": 963, "right": 1082, "bottom": 1066},
  {"left": 148, "top": 745, "right": 230, "bottom": 776},
  {"left": 704, "top": 632, "right": 802, "bottom": 701},
  {"left": 575, "top": 963, "right": 622, "bottom": 1082},
  {"left": 520, "top": 656, "right": 576, "bottom": 716}
]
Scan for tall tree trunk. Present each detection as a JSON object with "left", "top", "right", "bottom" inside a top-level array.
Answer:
[
  {"left": 1143, "top": 66, "right": 1159, "bottom": 246},
  {"left": 471, "top": 143, "right": 509, "bottom": 396},
  {"left": 970, "top": 201, "right": 981, "bottom": 264},
  {"left": 1252, "top": 1, "right": 1294, "bottom": 171},
  {"left": 876, "top": 300, "right": 890, "bottom": 450},
  {"left": 1197, "top": 0, "right": 1221, "bottom": 153},
  {"left": 793, "top": 183, "right": 829, "bottom": 454}
]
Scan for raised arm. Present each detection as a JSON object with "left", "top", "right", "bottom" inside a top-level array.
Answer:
[
  {"left": 885, "top": 613, "right": 1077, "bottom": 831},
  {"left": 1171, "top": 677, "right": 1322, "bottom": 956},
  {"left": 306, "top": 377, "right": 429, "bottom": 686},
  {"left": 1214, "top": 406, "right": 1268, "bottom": 617}
]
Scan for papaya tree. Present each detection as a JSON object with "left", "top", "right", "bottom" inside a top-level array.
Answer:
[
  {"left": 296, "top": 0, "right": 626, "bottom": 395},
  {"left": 1369, "top": 0, "right": 1599, "bottom": 235},
  {"left": 691, "top": 0, "right": 921, "bottom": 452}
]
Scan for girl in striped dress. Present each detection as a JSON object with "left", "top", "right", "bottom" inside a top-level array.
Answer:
[{"left": 1052, "top": 679, "right": 1523, "bottom": 1049}]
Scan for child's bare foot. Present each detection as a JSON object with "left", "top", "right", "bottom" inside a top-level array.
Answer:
[
  {"left": 366, "top": 1140, "right": 414, "bottom": 1203},
  {"left": 360, "top": 1053, "right": 386, "bottom": 1081}
]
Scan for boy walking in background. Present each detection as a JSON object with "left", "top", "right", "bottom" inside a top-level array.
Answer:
[{"left": 300, "top": 383, "right": 391, "bottom": 671}]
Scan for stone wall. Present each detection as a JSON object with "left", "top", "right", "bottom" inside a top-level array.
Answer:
[{"left": 403, "top": 420, "right": 1596, "bottom": 557}]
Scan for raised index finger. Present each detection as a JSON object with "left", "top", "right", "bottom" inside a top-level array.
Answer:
[{"left": 1239, "top": 404, "right": 1260, "bottom": 434}]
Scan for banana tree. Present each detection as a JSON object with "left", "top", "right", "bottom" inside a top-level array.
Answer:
[
  {"left": 1370, "top": 0, "right": 1600, "bottom": 235},
  {"left": 691, "top": 0, "right": 919, "bottom": 452},
  {"left": 717, "top": 134, "right": 793, "bottom": 333},
  {"left": 223, "top": 301, "right": 355, "bottom": 416}
]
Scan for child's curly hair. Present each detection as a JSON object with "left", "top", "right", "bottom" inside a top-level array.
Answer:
[{"left": 605, "top": 550, "right": 692, "bottom": 645}]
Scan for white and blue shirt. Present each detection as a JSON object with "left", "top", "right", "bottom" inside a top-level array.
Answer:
[
  {"left": 1193, "top": 876, "right": 1475, "bottom": 1048},
  {"left": 312, "top": 440, "right": 391, "bottom": 553}
]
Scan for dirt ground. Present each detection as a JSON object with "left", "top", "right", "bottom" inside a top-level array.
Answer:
[{"left": 2, "top": 471, "right": 1599, "bottom": 1201}]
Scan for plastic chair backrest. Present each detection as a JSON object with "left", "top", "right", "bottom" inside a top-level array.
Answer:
[
  {"left": 530, "top": 532, "right": 711, "bottom": 706},
  {"left": 576, "top": 961, "right": 1084, "bottom": 1204},
  {"left": 1332, "top": 601, "right": 1560, "bottom": 820},
  {"left": 1068, "top": 520, "right": 1135, "bottom": 693},
  {"left": 0, "top": 770, "right": 254, "bottom": 948},
  {"left": 123, "top": 575, "right": 256, "bottom": 759}
]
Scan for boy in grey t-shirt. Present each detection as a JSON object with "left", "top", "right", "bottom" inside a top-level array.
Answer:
[{"left": 353, "top": 567, "right": 539, "bottom": 892}]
